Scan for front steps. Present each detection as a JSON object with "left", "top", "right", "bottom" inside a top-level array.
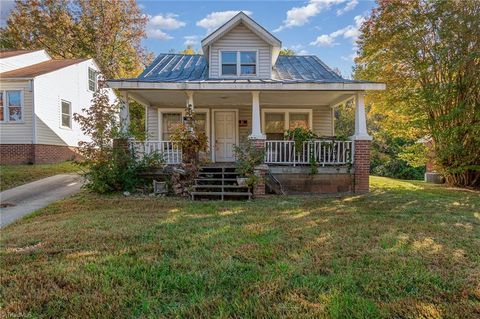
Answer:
[{"left": 191, "top": 167, "right": 252, "bottom": 200}]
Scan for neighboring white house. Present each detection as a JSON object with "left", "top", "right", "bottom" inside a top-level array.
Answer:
[{"left": 0, "top": 49, "right": 116, "bottom": 164}]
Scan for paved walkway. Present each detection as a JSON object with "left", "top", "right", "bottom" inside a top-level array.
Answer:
[{"left": 0, "top": 174, "right": 83, "bottom": 228}]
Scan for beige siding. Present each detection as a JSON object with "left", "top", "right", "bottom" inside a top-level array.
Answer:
[
  {"left": 146, "top": 104, "right": 333, "bottom": 143},
  {"left": 312, "top": 105, "right": 334, "bottom": 136},
  {"left": 0, "top": 80, "right": 34, "bottom": 144},
  {"left": 146, "top": 106, "right": 159, "bottom": 140},
  {"left": 210, "top": 24, "right": 271, "bottom": 79}
]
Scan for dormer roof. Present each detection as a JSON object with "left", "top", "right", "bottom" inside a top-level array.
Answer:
[{"left": 201, "top": 12, "right": 282, "bottom": 65}]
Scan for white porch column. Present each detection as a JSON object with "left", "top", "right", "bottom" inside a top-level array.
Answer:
[
  {"left": 249, "top": 91, "right": 266, "bottom": 139},
  {"left": 351, "top": 92, "right": 372, "bottom": 141},
  {"left": 119, "top": 91, "right": 130, "bottom": 134},
  {"left": 186, "top": 91, "right": 194, "bottom": 111}
]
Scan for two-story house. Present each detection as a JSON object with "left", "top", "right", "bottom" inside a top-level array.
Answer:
[
  {"left": 108, "top": 12, "right": 385, "bottom": 196},
  {"left": 0, "top": 49, "right": 116, "bottom": 164}
]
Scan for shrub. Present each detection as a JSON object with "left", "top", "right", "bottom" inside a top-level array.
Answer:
[{"left": 74, "top": 81, "right": 164, "bottom": 193}]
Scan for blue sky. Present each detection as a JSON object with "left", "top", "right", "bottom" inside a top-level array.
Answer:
[
  {"left": 0, "top": 0, "right": 377, "bottom": 77},
  {"left": 139, "top": 0, "right": 377, "bottom": 77}
]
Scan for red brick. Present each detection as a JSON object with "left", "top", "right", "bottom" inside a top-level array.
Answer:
[
  {"left": 0, "top": 144, "right": 81, "bottom": 164},
  {"left": 353, "top": 140, "right": 371, "bottom": 193}
]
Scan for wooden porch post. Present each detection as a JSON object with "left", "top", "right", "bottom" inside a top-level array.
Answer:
[
  {"left": 249, "top": 91, "right": 267, "bottom": 197},
  {"left": 249, "top": 91, "right": 266, "bottom": 140},
  {"left": 119, "top": 91, "right": 130, "bottom": 134}
]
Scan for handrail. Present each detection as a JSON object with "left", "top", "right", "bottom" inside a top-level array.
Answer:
[
  {"left": 129, "top": 140, "right": 182, "bottom": 164},
  {"left": 264, "top": 140, "right": 353, "bottom": 165}
]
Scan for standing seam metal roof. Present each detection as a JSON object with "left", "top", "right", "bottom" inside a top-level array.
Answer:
[{"left": 116, "top": 53, "right": 367, "bottom": 84}]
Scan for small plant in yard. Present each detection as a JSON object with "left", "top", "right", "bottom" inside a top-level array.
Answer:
[
  {"left": 233, "top": 139, "right": 265, "bottom": 187},
  {"left": 74, "top": 81, "right": 164, "bottom": 193}
]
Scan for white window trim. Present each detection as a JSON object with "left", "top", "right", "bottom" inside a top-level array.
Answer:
[
  {"left": 261, "top": 108, "right": 313, "bottom": 136},
  {"left": 219, "top": 49, "right": 259, "bottom": 77},
  {"left": 0, "top": 90, "right": 24, "bottom": 124},
  {"left": 88, "top": 67, "right": 97, "bottom": 92},
  {"left": 60, "top": 99, "right": 72, "bottom": 129},
  {"left": 157, "top": 108, "right": 210, "bottom": 144}
]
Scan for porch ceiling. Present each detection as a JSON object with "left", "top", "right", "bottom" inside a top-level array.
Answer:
[{"left": 124, "top": 90, "right": 356, "bottom": 107}]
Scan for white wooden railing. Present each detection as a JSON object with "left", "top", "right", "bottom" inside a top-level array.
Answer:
[
  {"left": 265, "top": 140, "right": 354, "bottom": 166},
  {"left": 130, "top": 140, "right": 182, "bottom": 165}
]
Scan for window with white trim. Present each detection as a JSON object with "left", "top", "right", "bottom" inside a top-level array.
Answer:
[
  {"left": 88, "top": 67, "right": 97, "bottom": 91},
  {"left": 221, "top": 50, "right": 257, "bottom": 76},
  {"left": 61, "top": 100, "right": 72, "bottom": 128},
  {"left": 194, "top": 113, "right": 207, "bottom": 134},
  {"left": 161, "top": 112, "right": 182, "bottom": 140},
  {"left": 265, "top": 113, "right": 285, "bottom": 140},
  {"left": 0, "top": 90, "right": 22, "bottom": 122},
  {"left": 289, "top": 113, "right": 309, "bottom": 130},
  {"left": 262, "top": 109, "right": 312, "bottom": 140}
]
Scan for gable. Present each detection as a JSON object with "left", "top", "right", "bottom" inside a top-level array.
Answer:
[{"left": 208, "top": 23, "right": 272, "bottom": 79}]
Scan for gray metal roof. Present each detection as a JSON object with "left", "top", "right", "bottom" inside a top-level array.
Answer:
[{"left": 115, "top": 53, "right": 368, "bottom": 84}]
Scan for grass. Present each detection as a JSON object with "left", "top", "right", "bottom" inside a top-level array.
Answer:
[
  {"left": 1, "top": 176, "right": 479, "bottom": 318},
  {"left": 0, "top": 161, "right": 79, "bottom": 191}
]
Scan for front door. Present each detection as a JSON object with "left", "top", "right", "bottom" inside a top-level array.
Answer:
[{"left": 214, "top": 111, "right": 236, "bottom": 162}]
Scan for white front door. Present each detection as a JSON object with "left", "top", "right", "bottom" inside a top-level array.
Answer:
[{"left": 215, "top": 111, "right": 236, "bottom": 162}]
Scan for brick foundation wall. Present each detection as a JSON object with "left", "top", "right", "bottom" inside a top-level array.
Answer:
[
  {"left": 251, "top": 138, "right": 267, "bottom": 197},
  {"left": 273, "top": 173, "right": 353, "bottom": 194},
  {"left": 0, "top": 144, "right": 81, "bottom": 164},
  {"left": 353, "top": 140, "right": 370, "bottom": 193}
]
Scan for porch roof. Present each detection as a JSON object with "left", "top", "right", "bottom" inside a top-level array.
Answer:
[{"left": 108, "top": 54, "right": 385, "bottom": 91}]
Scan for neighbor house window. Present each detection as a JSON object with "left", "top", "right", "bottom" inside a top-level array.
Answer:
[
  {"left": 161, "top": 113, "right": 182, "bottom": 140},
  {"left": 88, "top": 67, "right": 97, "bottom": 91},
  {"left": 221, "top": 51, "right": 237, "bottom": 75},
  {"left": 61, "top": 100, "right": 72, "bottom": 128},
  {"left": 221, "top": 51, "right": 257, "bottom": 76},
  {"left": 265, "top": 113, "right": 285, "bottom": 140},
  {"left": 1, "top": 90, "right": 22, "bottom": 122}
]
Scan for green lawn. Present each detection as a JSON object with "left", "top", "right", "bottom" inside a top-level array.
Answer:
[
  {"left": 1, "top": 177, "right": 479, "bottom": 318},
  {"left": 0, "top": 161, "right": 79, "bottom": 191}
]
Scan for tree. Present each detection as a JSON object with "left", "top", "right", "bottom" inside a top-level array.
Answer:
[
  {"left": 355, "top": 0, "right": 480, "bottom": 187},
  {"left": 279, "top": 48, "right": 296, "bottom": 56},
  {"left": 179, "top": 45, "right": 198, "bottom": 55},
  {"left": 1, "top": 0, "right": 152, "bottom": 139}
]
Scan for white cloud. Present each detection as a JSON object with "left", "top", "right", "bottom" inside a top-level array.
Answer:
[
  {"left": 146, "top": 13, "right": 185, "bottom": 40},
  {"left": 274, "top": 0, "right": 347, "bottom": 32},
  {"left": 196, "top": 10, "right": 252, "bottom": 34},
  {"left": 310, "top": 15, "right": 365, "bottom": 47},
  {"left": 148, "top": 13, "right": 185, "bottom": 30},
  {"left": 310, "top": 34, "right": 337, "bottom": 47},
  {"left": 184, "top": 35, "right": 200, "bottom": 46},
  {"left": 146, "top": 29, "right": 173, "bottom": 40},
  {"left": 336, "top": 0, "right": 358, "bottom": 16}
]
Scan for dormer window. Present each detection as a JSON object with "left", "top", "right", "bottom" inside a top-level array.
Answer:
[
  {"left": 221, "top": 50, "right": 257, "bottom": 76},
  {"left": 221, "top": 51, "right": 237, "bottom": 75}
]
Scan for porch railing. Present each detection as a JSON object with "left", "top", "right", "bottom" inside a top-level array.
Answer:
[
  {"left": 130, "top": 140, "right": 182, "bottom": 165},
  {"left": 265, "top": 140, "right": 354, "bottom": 166}
]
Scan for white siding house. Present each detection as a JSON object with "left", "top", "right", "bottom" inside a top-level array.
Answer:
[{"left": 0, "top": 50, "right": 116, "bottom": 164}]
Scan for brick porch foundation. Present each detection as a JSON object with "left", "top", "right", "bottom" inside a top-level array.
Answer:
[
  {"left": 0, "top": 144, "right": 81, "bottom": 164},
  {"left": 353, "top": 140, "right": 370, "bottom": 193}
]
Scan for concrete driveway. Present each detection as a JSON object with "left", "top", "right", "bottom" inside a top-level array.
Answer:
[{"left": 0, "top": 173, "right": 83, "bottom": 228}]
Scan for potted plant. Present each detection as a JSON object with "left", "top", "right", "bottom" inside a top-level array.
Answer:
[{"left": 233, "top": 139, "right": 265, "bottom": 187}]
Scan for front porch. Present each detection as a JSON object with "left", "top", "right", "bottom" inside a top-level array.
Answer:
[{"left": 117, "top": 88, "right": 373, "bottom": 194}]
